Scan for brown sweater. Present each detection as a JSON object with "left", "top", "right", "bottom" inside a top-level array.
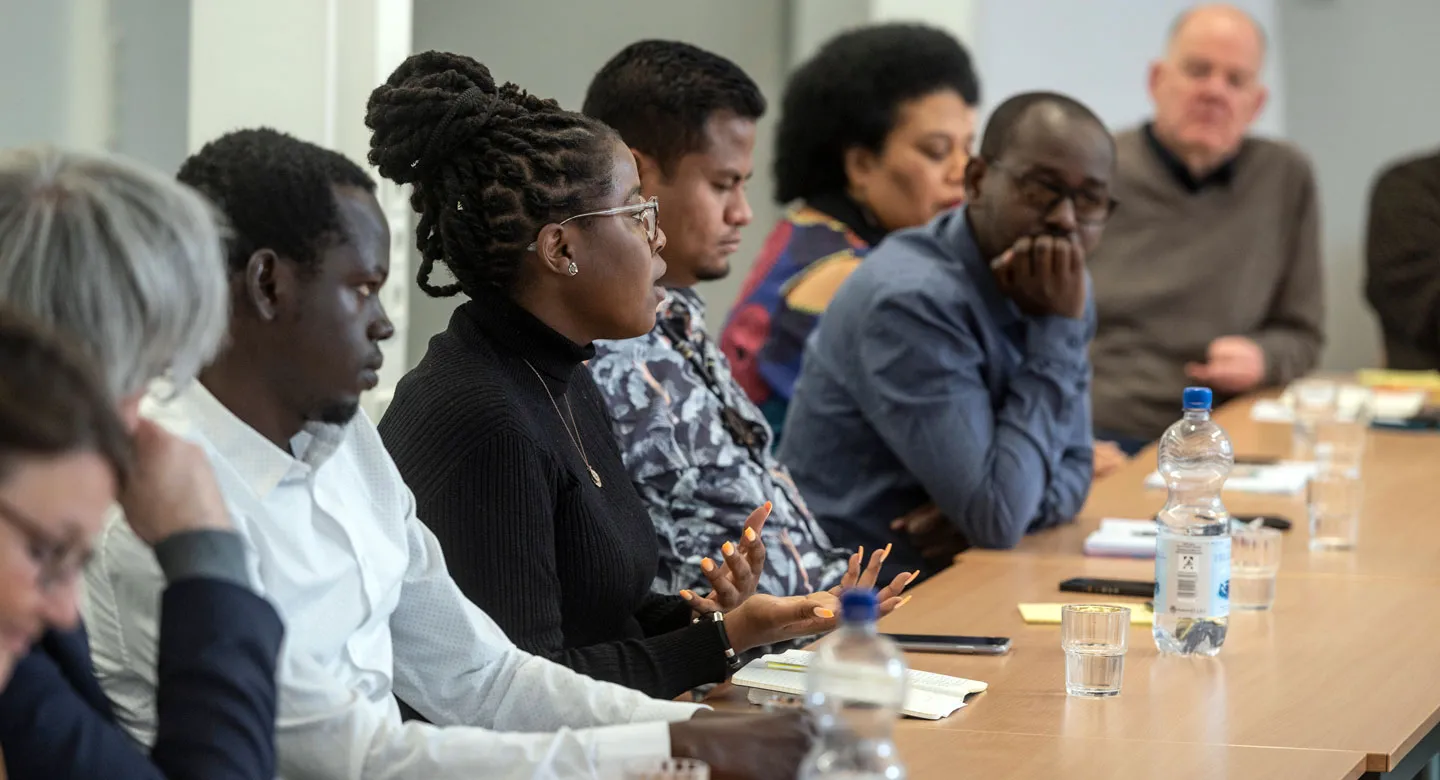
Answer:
[{"left": 1089, "top": 126, "right": 1325, "bottom": 440}]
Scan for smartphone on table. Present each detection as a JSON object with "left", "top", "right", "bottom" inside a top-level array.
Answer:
[
  {"left": 1058, "top": 577, "right": 1156, "bottom": 598},
  {"left": 880, "top": 633, "right": 1012, "bottom": 655}
]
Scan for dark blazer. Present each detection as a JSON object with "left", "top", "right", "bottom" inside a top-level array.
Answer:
[
  {"left": 0, "top": 579, "right": 283, "bottom": 780},
  {"left": 1366, "top": 149, "right": 1440, "bottom": 371}
]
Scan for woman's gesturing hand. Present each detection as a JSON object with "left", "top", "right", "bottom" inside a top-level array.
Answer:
[{"left": 680, "top": 502, "right": 771, "bottom": 614}]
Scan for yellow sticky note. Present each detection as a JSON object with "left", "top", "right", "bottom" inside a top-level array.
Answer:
[
  {"left": 1356, "top": 369, "right": 1440, "bottom": 390},
  {"left": 1018, "top": 603, "right": 1154, "bottom": 626}
]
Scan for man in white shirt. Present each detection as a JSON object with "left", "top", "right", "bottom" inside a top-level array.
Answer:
[{"left": 83, "top": 128, "right": 813, "bottom": 780}]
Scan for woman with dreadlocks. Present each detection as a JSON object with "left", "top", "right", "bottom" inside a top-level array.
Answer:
[{"left": 369, "top": 51, "right": 894, "bottom": 703}]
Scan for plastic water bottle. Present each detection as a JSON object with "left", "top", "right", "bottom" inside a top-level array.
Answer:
[
  {"left": 798, "top": 589, "right": 908, "bottom": 780},
  {"left": 1153, "top": 386, "right": 1233, "bottom": 656}
]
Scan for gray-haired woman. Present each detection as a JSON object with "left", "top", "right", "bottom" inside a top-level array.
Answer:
[{"left": 0, "top": 147, "right": 282, "bottom": 780}]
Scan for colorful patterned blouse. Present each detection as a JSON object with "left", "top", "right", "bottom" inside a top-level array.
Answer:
[{"left": 720, "top": 201, "right": 876, "bottom": 438}]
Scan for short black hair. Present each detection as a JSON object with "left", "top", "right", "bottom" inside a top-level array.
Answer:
[
  {"left": 177, "top": 128, "right": 375, "bottom": 273},
  {"left": 0, "top": 305, "right": 130, "bottom": 487},
  {"left": 367, "top": 50, "right": 619, "bottom": 298},
  {"left": 774, "top": 23, "right": 980, "bottom": 204},
  {"left": 978, "top": 91, "right": 1110, "bottom": 162},
  {"left": 582, "top": 40, "right": 765, "bottom": 176}
]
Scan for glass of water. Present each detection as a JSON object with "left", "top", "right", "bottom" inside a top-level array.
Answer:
[
  {"left": 1290, "top": 378, "right": 1339, "bottom": 460},
  {"left": 1309, "top": 464, "right": 1362, "bottom": 551},
  {"left": 1231, "top": 523, "right": 1282, "bottom": 609},
  {"left": 1308, "top": 417, "right": 1366, "bottom": 551},
  {"left": 622, "top": 758, "right": 709, "bottom": 780},
  {"left": 1061, "top": 605, "right": 1129, "bottom": 697}
]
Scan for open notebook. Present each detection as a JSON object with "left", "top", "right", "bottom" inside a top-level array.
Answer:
[
  {"left": 731, "top": 649, "right": 987, "bottom": 720},
  {"left": 1084, "top": 517, "right": 1159, "bottom": 558}
]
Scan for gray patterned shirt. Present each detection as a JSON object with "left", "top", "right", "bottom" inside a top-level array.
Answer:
[{"left": 591, "top": 288, "right": 852, "bottom": 598}]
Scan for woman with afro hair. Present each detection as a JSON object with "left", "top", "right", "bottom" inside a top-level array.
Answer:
[{"left": 721, "top": 23, "right": 980, "bottom": 439}]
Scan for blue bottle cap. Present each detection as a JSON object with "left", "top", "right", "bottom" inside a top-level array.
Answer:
[
  {"left": 1183, "top": 386, "right": 1213, "bottom": 411},
  {"left": 840, "top": 588, "right": 879, "bottom": 623}
]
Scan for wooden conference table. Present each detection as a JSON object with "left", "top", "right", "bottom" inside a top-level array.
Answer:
[{"left": 725, "top": 396, "right": 1440, "bottom": 779}]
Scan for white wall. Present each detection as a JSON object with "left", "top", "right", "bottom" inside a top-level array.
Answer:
[
  {"left": 0, "top": 0, "right": 114, "bottom": 151},
  {"left": 188, "top": 0, "right": 415, "bottom": 419},
  {"left": 972, "top": 0, "right": 1282, "bottom": 134},
  {"left": 1280, "top": 0, "right": 1440, "bottom": 371},
  {"left": 407, "top": 0, "right": 789, "bottom": 367},
  {"left": 109, "top": 0, "right": 190, "bottom": 172}
]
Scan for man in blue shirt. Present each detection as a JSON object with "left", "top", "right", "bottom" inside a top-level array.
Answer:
[{"left": 779, "top": 91, "right": 1115, "bottom": 581}]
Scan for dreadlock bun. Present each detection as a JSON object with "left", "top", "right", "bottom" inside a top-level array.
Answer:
[{"left": 366, "top": 50, "right": 617, "bottom": 298}]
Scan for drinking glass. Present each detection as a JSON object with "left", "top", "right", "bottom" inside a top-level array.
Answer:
[
  {"left": 1290, "top": 378, "right": 1339, "bottom": 460},
  {"left": 1061, "top": 605, "right": 1129, "bottom": 697},
  {"left": 1308, "top": 416, "right": 1366, "bottom": 551},
  {"left": 1309, "top": 464, "right": 1362, "bottom": 551},
  {"left": 1231, "top": 523, "right": 1282, "bottom": 609}
]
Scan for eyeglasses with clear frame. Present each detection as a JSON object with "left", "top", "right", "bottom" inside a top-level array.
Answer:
[
  {"left": 527, "top": 196, "right": 660, "bottom": 251},
  {"left": 0, "top": 494, "right": 89, "bottom": 593}
]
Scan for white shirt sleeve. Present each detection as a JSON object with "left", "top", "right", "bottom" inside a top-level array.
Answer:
[
  {"left": 386, "top": 493, "right": 704, "bottom": 733},
  {"left": 273, "top": 646, "right": 677, "bottom": 779},
  {"left": 83, "top": 514, "right": 701, "bottom": 780}
]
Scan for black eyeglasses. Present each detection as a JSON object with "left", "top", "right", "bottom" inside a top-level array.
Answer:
[
  {"left": 0, "top": 495, "right": 88, "bottom": 592},
  {"left": 988, "top": 161, "right": 1117, "bottom": 226}
]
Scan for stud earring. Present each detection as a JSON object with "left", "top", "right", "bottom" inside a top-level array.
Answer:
[{"left": 567, "top": 261, "right": 579, "bottom": 276}]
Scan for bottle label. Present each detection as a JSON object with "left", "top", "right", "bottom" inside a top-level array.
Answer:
[{"left": 1155, "top": 535, "right": 1231, "bottom": 619}]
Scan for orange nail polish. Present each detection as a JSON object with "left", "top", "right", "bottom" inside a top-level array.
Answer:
[
  {"left": 722, "top": 542, "right": 735, "bottom": 556},
  {"left": 911, "top": 570, "right": 921, "bottom": 582},
  {"left": 814, "top": 607, "right": 835, "bottom": 619},
  {"left": 764, "top": 501, "right": 773, "bottom": 511},
  {"left": 857, "top": 546, "right": 865, "bottom": 560},
  {"left": 701, "top": 558, "right": 715, "bottom": 572},
  {"left": 680, "top": 590, "right": 694, "bottom": 600},
  {"left": 881, "top": 542, "right": 893, "bottom": 559},
  {"left": 744, "top": 527, "right": 758, "bottom": 542},
  {"left": 897, "top": 595, "right": 913, "bottom": 609}
]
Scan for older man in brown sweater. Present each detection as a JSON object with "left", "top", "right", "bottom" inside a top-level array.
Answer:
[{"left": 1089, "top": 3, "right": 1324, "bottom": 451}]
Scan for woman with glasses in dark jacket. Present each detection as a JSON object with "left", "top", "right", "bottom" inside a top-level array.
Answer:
[{"left": 0, "top": 148, "right": 282, "bottom": 780}]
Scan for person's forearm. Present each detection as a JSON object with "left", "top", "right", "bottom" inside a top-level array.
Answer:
[
  {"left": 1031, "top": 447, "right": 1094, "bottom": 532},
  {"left": 937, "top": 318, "right": 1088, "bottom": 548},
  {"left": 152, "top": 529, "right": 250, "bottom": 588},
  {"left": 1253, "top": 328, "right": 1323, "bottom": 386},
  {"left": 151, "top": 581, "right": 283, "bottom": 780},
  {"left": 277, "top": 716, "right": 682, "bottom": 780},
  {"left": 528, "top": 622, "right": 730, "bottom": 701}
]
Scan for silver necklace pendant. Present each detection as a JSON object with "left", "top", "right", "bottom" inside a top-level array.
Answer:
[{"left": 589, "top": 466, "right": 603, "bottom": 488}]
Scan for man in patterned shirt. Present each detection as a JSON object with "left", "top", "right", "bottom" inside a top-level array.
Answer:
[{"left": 584, "top": 41, "right": 911, "bottom": 599}]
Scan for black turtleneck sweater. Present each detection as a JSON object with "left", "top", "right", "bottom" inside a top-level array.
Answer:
[{"left": 378, "top": 290, "right": 729, "bottom": 699}]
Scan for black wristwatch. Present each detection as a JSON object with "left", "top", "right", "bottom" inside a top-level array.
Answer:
[{"left": 693, "top": 610, "right": 743, "bottom": 673}]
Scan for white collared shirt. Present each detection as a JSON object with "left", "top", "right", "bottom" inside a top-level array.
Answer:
[{"left": 83, "top": 381, "right": 701, "bottom": 780}]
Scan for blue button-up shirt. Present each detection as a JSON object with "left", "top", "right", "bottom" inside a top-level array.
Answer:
[{"left": 778, "top": 208, "right": 1096, "bottom": 580}]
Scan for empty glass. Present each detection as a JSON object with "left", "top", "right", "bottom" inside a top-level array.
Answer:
[
  {"left": 1309, "top": 466, "right": 1362, "bottom": 551},
  {"left": 622, "top": 758, "right": 710, "bottom": 780},
  {"left": 1308, "top": 417, "right": 1366, "bottom": 551},
  {"left": 1061, "top": 605, "right": 1129, "bottom": 697},
  {"left": 1290, "top": 378, "right": 1339, "bottom": 460},
  {"left": 1231, "top": 523, "right": 1283, "bottom": 609}
]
